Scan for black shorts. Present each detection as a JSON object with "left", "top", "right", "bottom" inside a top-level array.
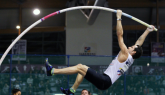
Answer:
[{"left": 84, "top": 68, "right": 112, "bottom": 90}]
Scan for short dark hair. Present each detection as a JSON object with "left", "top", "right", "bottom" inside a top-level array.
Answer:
[
  {"left": 132, "top": 45, "right": 143, "bottom": 59},
  {"left": 12, "top": 89, "right": 20, "bottom": 95},
  {"left": 81, "top": 89, "right": 90, "bottom": 94}
]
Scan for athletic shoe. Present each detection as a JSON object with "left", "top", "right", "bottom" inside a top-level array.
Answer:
[
  {"left": 45, "top": 58, "right": 53, "bottom": 76},
  {"left": 60, "top": 87, "right": 74, "bottom": 95}
]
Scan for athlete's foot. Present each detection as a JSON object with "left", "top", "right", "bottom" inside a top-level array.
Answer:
[
  {"left": 60, "top": 87, "right": 74, "bottom": 95},
  {"left": 45, "top": 58, "right": 53, "bottom": 76}
]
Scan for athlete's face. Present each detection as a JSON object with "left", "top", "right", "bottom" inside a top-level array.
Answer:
[
  {"left": 14, "top": 91, "right": 21, "bottom": 95},
  {"left": 128, "top": 45, "right": 137, "bottom": 55},
  {"left": 81, "top": 90, "right": 89, "bottom": 95}
]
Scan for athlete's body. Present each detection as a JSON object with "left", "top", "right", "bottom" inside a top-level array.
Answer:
[{"left": 45, "top": 10, "right": 155, "bottom": 95}]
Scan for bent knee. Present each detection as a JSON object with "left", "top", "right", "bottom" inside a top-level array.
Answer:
[
  {"left": 76, "top": 64, "right": 88, "bottom": 70},
  {"left": 76, "top": 64, "right": 89, "bottom": 75},
  {"left": 76, "top": 64, "right": 84, "bottom": 68}
]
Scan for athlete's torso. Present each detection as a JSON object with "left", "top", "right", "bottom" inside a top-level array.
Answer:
[{"left": 104, "top": 53, "right": 134, "bottom": 84}]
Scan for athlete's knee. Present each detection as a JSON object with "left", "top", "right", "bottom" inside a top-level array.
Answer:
[
  {"left": 76, "top": 63, "right": 83, "bottom": 68},
  {"left": 77, "top": 64, "right": 88, "bottom": 70}
]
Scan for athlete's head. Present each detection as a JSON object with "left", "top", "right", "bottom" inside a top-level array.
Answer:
[
  {"left": 81, "top": 89, "right": 90, "bottom": 95},
  {"left": 12, "top": 89, "right": 21, "bottom": 95},
  {"left": 128, "top": 45, "right": 143, "bottom": 59}
]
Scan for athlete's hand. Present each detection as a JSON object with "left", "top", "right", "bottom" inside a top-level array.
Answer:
[
  {"left": 116, "top": 9, "right": 122, "bottom": 19},
  {"left": 147, "top": 25, "right": 155, "bottom": 32}
]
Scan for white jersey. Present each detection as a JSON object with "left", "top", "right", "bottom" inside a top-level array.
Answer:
[{"left": 104, "top": 53, "right": 134, "bottom": 84}]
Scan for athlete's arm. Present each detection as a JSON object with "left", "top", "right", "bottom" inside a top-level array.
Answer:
[
  {"left": 135, "top": 25, "right": 155, "bottom": 46},
  {"left": 116, "top": 10, "right": 128, "bottom": 62},
  {"left": 116, "top": 10, "right": 128, "bottom": 55}
]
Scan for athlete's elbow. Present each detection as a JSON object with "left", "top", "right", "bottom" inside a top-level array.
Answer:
[{"left": 117, "top": 32, "right": 123, "bottom": 37}]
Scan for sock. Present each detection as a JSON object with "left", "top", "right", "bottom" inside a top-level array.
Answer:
[
  {"left": 51, "top": 68, "right": 55, "bottom": 75},
  {"left": 70, "top": 88, "right": 76, "bottom": 93}
]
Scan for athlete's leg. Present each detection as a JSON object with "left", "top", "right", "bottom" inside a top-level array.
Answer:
[
  {"left": 53, "top": 64, "right": 88, "bottom": 76},
  {"left": 54, "top": 64, "right": 87, "bottom": 90},
  {"left": 60, "top": 65, "right": 88, "bottom": 94},
  {"left": 45, "top": 58, "right": 89, "bottom": 95},
  {"left": 71, "top": 73, "right": 84, "bottom": 90},
  {"left": 60, "top": 73, "right": 85, "bottom": 94},
  {"left": 45, "top": 58, "right": 88, "bottom": 76}
]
